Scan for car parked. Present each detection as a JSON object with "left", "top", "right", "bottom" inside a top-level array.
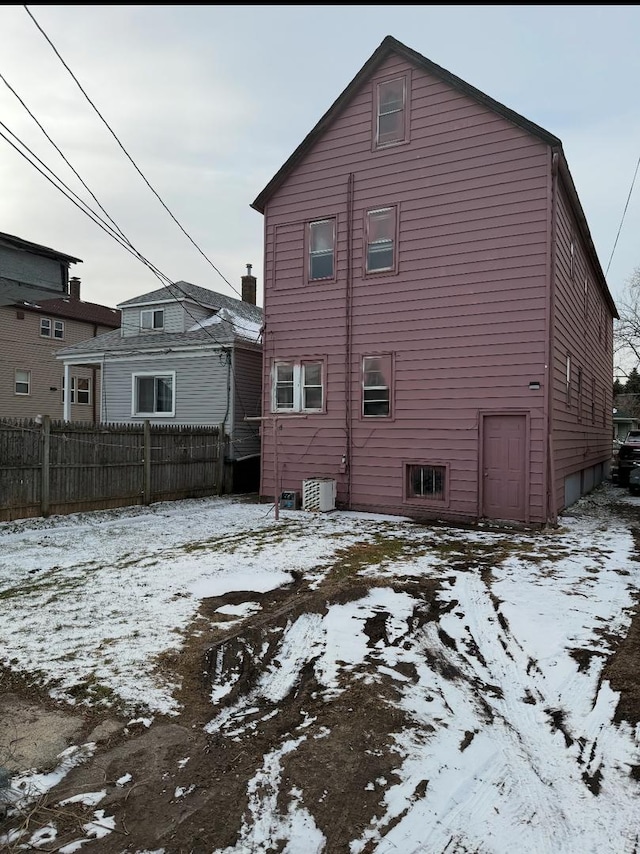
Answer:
[{"left": 617, "top": 430, "right": 640, "bottom": 487}]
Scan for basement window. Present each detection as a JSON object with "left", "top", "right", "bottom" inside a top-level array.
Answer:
[{"left": 405, "top": 463, "right": 448, "bottom": 504}]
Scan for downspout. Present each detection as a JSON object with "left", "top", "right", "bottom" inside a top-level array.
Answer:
[
  {"left": 92, "top": 322, "right": 98, "bottom": 423},
  {"left": 345, "top": 172, "right": 354, "bottom": 508},
  {"left": 546, "top": 150, "right": 560, "bottom": 524}
]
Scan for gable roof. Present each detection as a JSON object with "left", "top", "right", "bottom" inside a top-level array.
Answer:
[
  {"left": 0, "top": 230, "right": 82, "bottom": 264},
  {"left": 14, "top": 296, "right": 120, "bottom": 328},
  {"left": 251, "top": 35, "right": 617, "bottom": 319},
  {"left": 251, "top": 35, "right": 561, "bottom": 215},
  {"left": 118, "top": 280, "right": 262, "bottom": 327}
]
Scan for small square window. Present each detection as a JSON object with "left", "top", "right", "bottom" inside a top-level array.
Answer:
[
  {"left": 140, "top": 309, "right": 164, "bottom": 331},
  {"left": 406, "top": 464, "right": 446, "bottom": 501},
  {"left": 15, "top": 369, "right": 30, "bottom": 395},
  {"left": 132, "top": 373, "right": 175, "bottom": 416}
]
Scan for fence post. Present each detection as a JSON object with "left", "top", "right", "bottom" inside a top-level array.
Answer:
[
  {"left": 143, "top": 420, "right": 152, "bottom": 505},
  {"left": 41, "top": 415, "right": 51, "bottom": 517},
  {"left": 217, "top": 423, "right": 225, "bottom": 496}
]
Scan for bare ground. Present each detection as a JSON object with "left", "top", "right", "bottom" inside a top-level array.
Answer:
[{"left": 1, "top": 489, "right": 639, "bottom": 853}]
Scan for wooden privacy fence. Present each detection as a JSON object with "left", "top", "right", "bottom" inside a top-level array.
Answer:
[{"left": 0, "top": 417, "right": 228, "bottom": 522}]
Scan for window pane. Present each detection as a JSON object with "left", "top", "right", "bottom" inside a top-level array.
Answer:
[
  {"left": 275, "top": 364, "right": 294, "bottom": 409},
  {"left": 310, "top": 221, "right": 334, "bottom": 252},
  {"left": 137, "top": 377, "right": 154, "bottom": 412},
  {"left": 367, "top": 243, "right": 394, "bottom": 271},
  {"left": 368, "top": 209, "right": 393, "bottom": 242},
  {"left": 304, "top": 386, "right": 323, "bottom": 409},
  {"left": 153, "top": 310, "right": 164, "bottom": 329},
  {"left": 303, "top": 364, "right": 321, "bottom": 386},
  {"left": 156, "top": 377, "right": 173, "bottom": 412},
  {"left": 276, "top": 365, "right": 294, "bottom": 383},
  {"left": 310, "top": 253, "right": 334, "bottom": 280},
  {"left": 379, "top": 79, "right": 404, "bottom": 113},
  {"left": 54, "top": 321, "right": 64, "bottom": 339},
  {"left": 408, "top": 465, "right": 445, "bottom": 500},
  {"left": 40, "top": 319, "right": 51, "bottom": 336}
]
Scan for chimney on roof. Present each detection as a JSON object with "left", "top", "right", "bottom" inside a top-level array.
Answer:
[
  {"left": 69, "top": 276, "right": 81, "bottom": 300},
  {"left": 241, "top": 264, "right": 256, "bottom": 305}
]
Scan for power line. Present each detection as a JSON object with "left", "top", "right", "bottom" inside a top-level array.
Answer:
[
  {"left": 23, "top": 3, "right": 243, "bottom": 299},
  {"left": 606, "top": 153, "right": 640, "bottom": 276}
]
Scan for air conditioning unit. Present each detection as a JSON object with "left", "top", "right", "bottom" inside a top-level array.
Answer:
[
  {"left": 302, "top": 478, "right": 336, "bottom": 512},
  {"left": 280, "top": 490, "right": 300, "bottom": 510}
]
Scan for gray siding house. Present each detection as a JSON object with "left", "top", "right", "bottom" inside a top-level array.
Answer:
[
  {"left": 1, "top": 276, "right": 120, "bottom": 422},
  {"left": 252, "top": 35, "right": 617, "bottom": 525},
  {"left": 0, "top": 231, "right": 81, "bottom": 306},
  {"left": 56, "top": 272, "right": 263, "bottom": 465}
]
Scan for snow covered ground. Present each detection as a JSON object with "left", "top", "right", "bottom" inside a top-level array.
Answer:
[{"left": 1, "top": 486, "right": 639, "bottom": 853}]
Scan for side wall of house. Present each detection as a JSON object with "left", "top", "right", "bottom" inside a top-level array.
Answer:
[
  {"left": 260, "top": 53, "right": 552, "bottom": 523},
  {"left": 101, "top": 350, "right": 231, "bottom": 429},
  {"left": 0, "top": 305, "right": 110, "bottom": 422},
  {"left": 231, "top": 346, "right": 262, "bottom": 460},
  {"left": 0, "top": 244, "right": 68, "bottom": 303},
  {"left": 551, "top": 176, "right": 613, "bottom": 510}
]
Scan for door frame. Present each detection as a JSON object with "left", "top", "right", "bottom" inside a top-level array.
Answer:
[{"left": 478, "top": 410, "right": 530, "bottom": 524}]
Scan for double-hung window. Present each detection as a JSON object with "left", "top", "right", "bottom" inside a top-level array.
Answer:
[
  {"left": 62, "top": 376, "right": 92, "bottom": 405},
  {"left": 140, "top": 308, "right": 164, "bottom": 331},
  {"left": 273, "top": 361, "right": 324, "bottom": 412},
  {"left": 308, "top": 220, "right": 335, "bottom": 281},
  {"left": 366, "top": 207, "right": 397, "bottom": 273},
  {"left": 15, "top": 369, "right": 30, "bottom": 395},
  {"left": 362, "top": 355, "right": 391, "bottom": 417},
  {"left": 376, "top": 77, "right": 406, "bottom": 147},
  {"left": 132, "top": 372, "right": 175, "bottom": 416}
]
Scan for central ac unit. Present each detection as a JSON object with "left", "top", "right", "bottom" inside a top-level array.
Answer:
[{"left": 302, "top": 478, "right": 336, "bottom": 512}]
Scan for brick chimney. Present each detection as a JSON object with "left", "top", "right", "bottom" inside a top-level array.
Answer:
[
  {"left": 69, "top": 276, "right": 81, "bottom": 300},
  {"left": 241, "top": 264, "right": 256, "bottom": 305}
]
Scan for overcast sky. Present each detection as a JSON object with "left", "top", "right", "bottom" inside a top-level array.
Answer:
[{"left": 1, "top": 4, "right": 639, "bottom": 311}]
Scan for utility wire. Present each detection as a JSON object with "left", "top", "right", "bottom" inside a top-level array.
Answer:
[
  {"left": 606, "top": 153, "right": 640, "bottom": 276},
  {"left": 23, "top": 3, "right": 243, "bottom": 299}
]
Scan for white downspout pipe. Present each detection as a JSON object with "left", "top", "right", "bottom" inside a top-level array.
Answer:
[{"left": 63, "top": 362, "right": 71, "bottom": 422}]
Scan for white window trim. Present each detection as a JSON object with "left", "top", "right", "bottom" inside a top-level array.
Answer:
[
  {"left": 53, "top": 319, "right": 65, "bottom": 339},
  {"left": 272, "top": 361, "right": 324, "bottom": 413},
  {"left": 63, "top": 375, "right": 92, "bottom": 405},
  {"left": 15, "top": 369, "right": 31, "bottom": 395},
  {"left": 140, "top": 308, "right": 165, "bottom": 331},
  {"left": 131, "top": 371, "right": 176, "bottom": 417},
  {"left": 40, "top": 317, "right": 51, "bottom": 337}
]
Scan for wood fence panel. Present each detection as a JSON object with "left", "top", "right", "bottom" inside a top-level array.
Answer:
[{"left": 0, "top": 419, "right": 224, "bottom": 521}]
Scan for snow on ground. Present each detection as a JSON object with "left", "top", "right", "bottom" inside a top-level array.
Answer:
[{"left": 1, "top": 486, "right": 640, "bottom": 852}]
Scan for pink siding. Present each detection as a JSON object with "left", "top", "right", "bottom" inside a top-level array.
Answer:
[
  {"left": 551, "top": 178, "right": 614, "bottom": 511},
  {"left": 261, "top": 53, "right": 553, "bottom": 523}
]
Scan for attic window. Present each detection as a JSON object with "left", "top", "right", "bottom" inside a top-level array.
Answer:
[
  {"left": 375, "top": 76, "right": 408, "bottom": 148},
  {"left": 140, "top": 308, "right": 164, "bottom": 331}
]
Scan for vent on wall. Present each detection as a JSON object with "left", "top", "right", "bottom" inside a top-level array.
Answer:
[
  {"left": 16, "top": 310, "right": 24, "bottom": 319},
  {"left": 302, "top": 478, "right": 336, "bottom": 512}
]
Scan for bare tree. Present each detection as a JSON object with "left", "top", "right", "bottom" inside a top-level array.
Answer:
[{"left": 615, "top": 266, "right": 640, "bottom": 376}]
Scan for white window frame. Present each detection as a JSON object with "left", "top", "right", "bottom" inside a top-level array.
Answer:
[
  {"left": 140, "top": 308, "right": 164, "bottom": 331},
  {"left": 131, "top": 371, "right": 175, "bottom": 417},
  {"left": 63, "top": 375, "right": 92, "bottom": 405},
  {"left": 15, "top": 369, "right": 31, "bottom": 395},
  {"left": 53, "top": 320, "right": 65, "bottom": 339},
  {"left": 272, "top": 361, "right": 324, "bottom": 413},
  {"left": 40, "top": 317, "right": 51, "bottom": 337}
]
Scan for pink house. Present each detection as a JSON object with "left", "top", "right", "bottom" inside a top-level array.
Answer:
[{"left": 251, "top": 36, "right": 617, "bottom": 525}]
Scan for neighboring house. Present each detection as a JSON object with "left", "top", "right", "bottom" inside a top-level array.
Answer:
[
  {"left": 251, "top": 35, "right": 617, "bottom": 525},
  {"left": 613, "top": 409, "right": 638, "bottom": 443},
  {"left": 0, "top": 230, "right": 81, "bottom": 306},
  {"left": 56, "top": 270, "right": 263, "bottom": 466},
  {"left": 0, "top": 276, "right": 120, "bottom": 422}
]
